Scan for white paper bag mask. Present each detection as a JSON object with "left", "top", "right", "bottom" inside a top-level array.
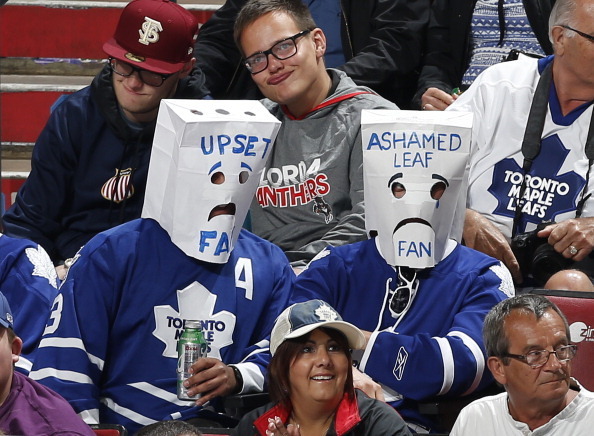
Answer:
[
  {"left": 142, "top": 100, "right": 281, "bottom": 263},
  {"left": 361, "top": 110, "right": 473, "bottom": 268}
]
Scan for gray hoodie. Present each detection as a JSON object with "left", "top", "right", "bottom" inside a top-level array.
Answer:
[{"left": 251, "top": 69, "right": 398, "bottom": 266}]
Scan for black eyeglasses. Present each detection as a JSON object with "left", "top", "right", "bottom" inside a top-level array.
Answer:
[
  {"left": 502, "top": 344, "right": 577, "bottom": 369},
  {"left": 560, "top": 25, "right": 594, "bottom": 43},
  {"left": 244, "top": 30, "right": 311, "bottom": 75},
  {"left": 109, "top": 58, "right": 174, "bottom": 87}
]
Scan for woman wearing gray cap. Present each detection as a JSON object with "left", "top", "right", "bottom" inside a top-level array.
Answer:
[{"left": 231, "top": 300, "right": 411, "bottom": 436}]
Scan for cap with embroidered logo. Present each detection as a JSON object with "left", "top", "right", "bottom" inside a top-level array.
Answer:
[
  {"left": 0, "top": 292, "right": 14, "bottom": 330},
  {"left": 103, "top": 0, "right": 198, "bottom": 74},
  {"left": 270, "top": 300, "right": 365, "bottom": 356}
]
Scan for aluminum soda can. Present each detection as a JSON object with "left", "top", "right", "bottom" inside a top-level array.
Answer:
[{"left": 176, "top": 320, "right": 208, "bottom": 401}]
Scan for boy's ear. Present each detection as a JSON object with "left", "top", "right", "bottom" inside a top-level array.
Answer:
[
  {"left": 11, "top": 335, "right": 23, "bottom": 365},
  {"left": 312, "top": 28, "right": 327, "bottom": 58}
]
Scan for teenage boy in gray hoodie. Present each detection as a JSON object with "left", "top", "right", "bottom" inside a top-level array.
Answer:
[{"left": 234, "top": 0, "right": 398, "bottom": 271}]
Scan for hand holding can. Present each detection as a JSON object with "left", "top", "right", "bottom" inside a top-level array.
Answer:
[{"left": 176, "top": 320, "right": 208, "bottom": 401}]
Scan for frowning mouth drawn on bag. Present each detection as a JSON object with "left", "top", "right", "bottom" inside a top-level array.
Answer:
[{"left": 208, "top": 203, "right": 237, "bottom": 220}]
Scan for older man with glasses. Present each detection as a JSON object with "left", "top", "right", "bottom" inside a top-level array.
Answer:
[
  {"left": 234, "top": 0, "right": 397, "bottom": 273},
  {"left": 2, "top": 0, "right": 210, "bottom": 273},
  {"left": 451, "top": 294, "right": 594, "bottom": 435},
  {"left": 447, "top": 0, "right": 594, "bottom": 288}
]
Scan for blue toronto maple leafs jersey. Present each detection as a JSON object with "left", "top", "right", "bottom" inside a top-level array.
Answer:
[
  {"left": 0, "top": 234, "right": 58, "bottom": 374},
  {"left": 292, "top": 238, "right": 514, "bottom": 430},
  {"left": 28, "top": 219, "right": 294, "bottom": 434}
]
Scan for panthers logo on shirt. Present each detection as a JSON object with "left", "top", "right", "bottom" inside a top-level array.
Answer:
[{"left": 256, "top": 158, "right": 333, "bottom": 222}]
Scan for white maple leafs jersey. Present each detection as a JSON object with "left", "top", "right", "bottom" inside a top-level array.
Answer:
[
  {"left": 28, "top": 219, "right": 294, "bottom": 434},
  {"left": 449, "top": 55, "right": 594, "bottom": 240}
]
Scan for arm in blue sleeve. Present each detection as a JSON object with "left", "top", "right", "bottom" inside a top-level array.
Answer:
[
  {"left": 290, "top": 248, "right": 347, "bottom": 306},
  {"left": 235, "top": 247, "right": 295, "bottom": 393},
  {"left": 28, "top": 234, "right": 120, "bottom": 422},
  {"left": 360, "top": 264, "right": 512, "bottom": 401},
  {"left": 0, "top": 239, "right": 58, "bottom": 373}
]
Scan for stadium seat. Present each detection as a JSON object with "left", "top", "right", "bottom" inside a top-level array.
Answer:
[
  {"left": 417, "top": 381, "right": 503, "bottom": 433},
  {"left": 224, "top": 392, "right": 269, "bottom": 420},
  {"left": 530, "top": 289, "right": 594, "bottom": 391},
  {"left": 90, "top": 424, "right": 128, "bottom": 436}
]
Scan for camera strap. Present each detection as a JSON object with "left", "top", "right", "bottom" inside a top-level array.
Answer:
[{"left": 512, "top": 61, "right": 594, "bottom": 237}]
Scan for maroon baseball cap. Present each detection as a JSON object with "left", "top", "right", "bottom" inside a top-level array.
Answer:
[{"left": 103, "top": 0, "right": 198, "bottom": 74}]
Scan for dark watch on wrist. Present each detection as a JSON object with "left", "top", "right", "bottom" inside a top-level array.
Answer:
[{"left": 230, "top": 365, "right": 243, "bottom": 394}]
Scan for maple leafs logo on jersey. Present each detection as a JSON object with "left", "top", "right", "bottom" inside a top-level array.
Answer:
[
  {"left": 25, "top": 246, "right": 58, "bottom": 288},
  {"left": 490, "top": 263, "right": 515, "bottom": 298},
  {"left": 153, "top": 282, "right": 236, "bottom": 359},
  {"left": 489, "top": 135, "right": 585, "bottom": 233}
]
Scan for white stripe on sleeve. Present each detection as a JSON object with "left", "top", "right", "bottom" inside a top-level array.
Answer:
[
  {"left": 28, "top": 367, "right": 94, "bottom": 384},
  {"left": 448, "top": 330, "right": 485, "bottom": 395},
  {"left": 433, "top": 336, "right": 455, "bottom": 396},
  {"left": 79, "top": 409, "right": 100, "bottom": 425},
  {"left": 38, "top": 337, "right": 104, "bottom": 370},
  {"left": 100, "top": 397, "right": 157, "bottom": 427},
  {"left": 128, "top": 382, "right": 190, "bottom": 406}
]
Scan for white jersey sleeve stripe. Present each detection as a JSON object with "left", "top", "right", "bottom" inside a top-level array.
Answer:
[
  {"left": 38, "top": 337, "right": 105, "bottom": 370},
  {"left": 29, "top": 367, "right": 94, "bottom": 384},
  {"left": 358, "top": 330, "right": 380, "bottom": 371},
  {"left": 78, "top": 409, "right": 100, "bottom": 425},
  {"left": 433, "top": 336, "right": 455, "bottom": 396},
  {"left": 100, "top": 397, "right": 158, "bottom": 427},
  {"left": 251, "top": 339, "right": 270, "bottom": 350},
  {"left": 240, "top": 343, "right": 269, "bottom": 362},
  {"left": 128, "top": 382, "right": 190, "bottom": 406},
  {"left": 239, "top": 362, "right": 265, "bottom": 392},
  {"left": 15, "top": 356, "right": 32, "bottom": 373},
  {"left": 448, "top": 330, "right": 485, "bottom": 395}
]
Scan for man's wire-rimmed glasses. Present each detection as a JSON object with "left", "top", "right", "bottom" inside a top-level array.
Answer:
[
  {"left": 502, "top": 344, "right": 578, "bottom": 368},
  {"left": 109, "top": 58, "right": 173, "bottom": 87},
  {"left": 560, "top": 25, "right": 594, "bottom": 43},
  {"left": 244, "top": 29, "right": 311, "bottom": 74}
]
